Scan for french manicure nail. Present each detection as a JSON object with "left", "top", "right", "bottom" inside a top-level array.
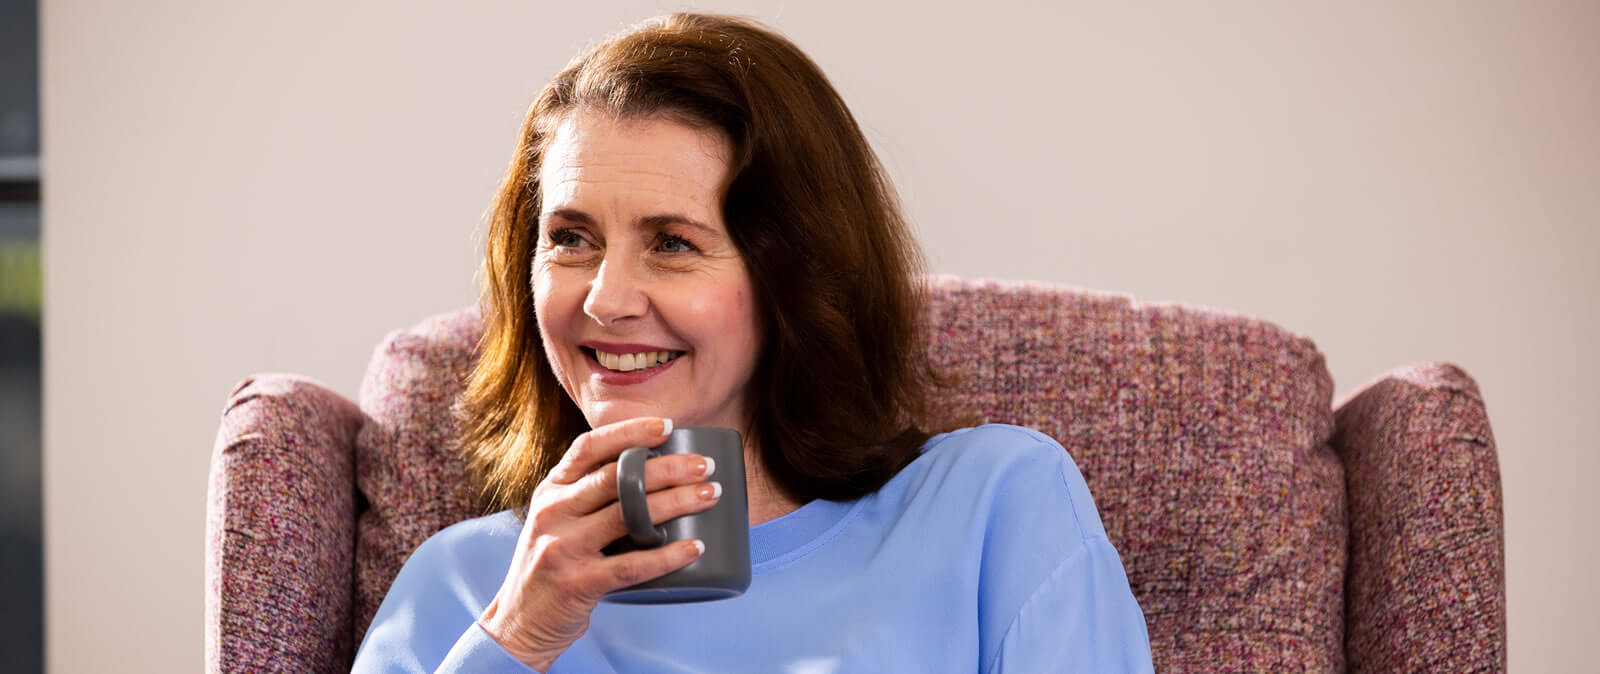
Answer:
[
  {"left": 660, "top": 418, "right": 674, "bottom": 436},
  {"left": 701, "top": 456, "right": 716, "bottom": 478},
  {"left": 699, "top": 481, "right": 722, "bottom": 500},
  {"left": 691, "top": 539, "right": 706, "bottom": 555}
]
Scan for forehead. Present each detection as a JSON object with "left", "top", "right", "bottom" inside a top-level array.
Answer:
[{"left": 538, "top": 111, "right": 733, "bottom": 221}]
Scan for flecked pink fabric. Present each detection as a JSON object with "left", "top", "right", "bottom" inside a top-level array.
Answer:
[
  {"left": 205, "top": 374, "right": 367, "bottom": 673},
  {"left": 353, "top": 310, "right": 480, "bottom": 641},
  {"left": 205, "top": 276, "right": 1506, "bottom": 671},
  {"left": 1332, "top": 363, "right": 1506, "bottom": 672},
  {"left": 920, "top": 277, "right": 1347, "bottom": 671}
]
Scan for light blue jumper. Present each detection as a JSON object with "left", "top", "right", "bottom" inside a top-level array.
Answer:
[{"left": 353, "top": 425, "right": 1154, "bottom": 673}]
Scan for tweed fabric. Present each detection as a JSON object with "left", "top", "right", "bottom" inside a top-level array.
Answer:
[
  {"left": 1331, "top": 363, "right": 1506, "bottom": 672},
  {"left": 919, "top": 277, "right": 1347, "bottom": 671},
  {"left": 352, "top": 310, "right": 480, "bottom": 641},
  {"left": 205, "top": 374, "right": 367, "bottom": 673}
]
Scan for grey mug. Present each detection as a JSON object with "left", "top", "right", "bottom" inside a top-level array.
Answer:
[{"left": 600, "top": 427, "right": 751, "bottom": 604}]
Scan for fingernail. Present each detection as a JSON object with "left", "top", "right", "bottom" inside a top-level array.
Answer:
[
  {"left": 691, "top": 539, "right": 706, "bottom": 556},
  {"left": 700, "top": 456, "right": 716, "bottom": 478},
  {"left": 698, "top": 481, "right": 722, "bottom": 501},
  {"left": 660, "top": 418, "right": 674, "bottom": 436}
]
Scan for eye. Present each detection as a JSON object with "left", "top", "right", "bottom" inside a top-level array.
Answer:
[
  {"left": 548, "top": 227, "right": 591, "bottom": 249},
  {"left": 655, "top": 234, "right": 697, "bottom": 254}
]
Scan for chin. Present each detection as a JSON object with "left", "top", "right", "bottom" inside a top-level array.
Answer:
[{"left": 582, "top": 401, "right": 672, "bottom": 428}]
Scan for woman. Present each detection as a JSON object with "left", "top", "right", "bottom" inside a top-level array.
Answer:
[{"left": 354, "top": 12, "right": 1151, "bottom": 672}]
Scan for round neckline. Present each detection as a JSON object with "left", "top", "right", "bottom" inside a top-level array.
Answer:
[{"left": 747, "top": 496, "right": 859, "bottom": 569}]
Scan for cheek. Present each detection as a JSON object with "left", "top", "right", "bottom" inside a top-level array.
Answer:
[
  {"left": 531, "top": 268, "right": 551, "bottom": 329},
  {"left": 685, "top": 282, "right": 761, "bottom": 354},
  {"left": 531, "top": 262, "right": 574, "bottom": 320},
  {"left": 531, "top": 263, "right": 579, "bottom": 355}
]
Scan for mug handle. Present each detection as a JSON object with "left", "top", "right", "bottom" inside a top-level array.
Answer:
[{"left": 617, "top": 447, "right": 667, "bottom": 547}]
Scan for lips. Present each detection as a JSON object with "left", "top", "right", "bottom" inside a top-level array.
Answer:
[
  {"left": 578, "top": 341, "right": 686, "bottom": 383},
  {"left": 586, "top": 348, "right": 682, "bottom": 372}
]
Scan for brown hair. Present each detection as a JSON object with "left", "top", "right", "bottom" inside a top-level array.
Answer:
[{"left": 458, "top": 12, "right": 953, "bottom": 514}]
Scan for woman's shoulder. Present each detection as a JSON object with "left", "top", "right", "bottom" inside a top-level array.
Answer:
[
  {"left": 914, "top": 423, "right": 1081, "bottom": 482},
  {"left": 905, "top": 426, "right": 1148, "bottom": 671},
  {"left": 904, "top": 423, "right": 1107, "bottom": 543},
  {"left": 921, "top": 423, "right": 1064, "bottom": 455}
]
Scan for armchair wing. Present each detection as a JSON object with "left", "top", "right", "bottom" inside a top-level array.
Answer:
[
  {"left": 1331, "top": 362, "right": 1506, "bottom": 671},
  {"left": 204, "top": 374, "right": 367, "bottom": 673}
]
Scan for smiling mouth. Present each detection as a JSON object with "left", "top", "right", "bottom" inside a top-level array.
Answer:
[{"left": 582, "top": 347, "right": 685, "bottom": 372}]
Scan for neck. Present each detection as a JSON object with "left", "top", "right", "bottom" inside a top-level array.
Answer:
[{"left": 742, "top": 439, "right": 803, "bottom": 526}]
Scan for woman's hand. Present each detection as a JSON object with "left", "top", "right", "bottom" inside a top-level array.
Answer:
[{"left": 476, "top": 417, "right": 720, "bottom": 671}]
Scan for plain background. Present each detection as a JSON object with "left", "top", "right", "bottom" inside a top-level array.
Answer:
[{"left": 42, "top": 1, "right": 1595, "bottom": 671}]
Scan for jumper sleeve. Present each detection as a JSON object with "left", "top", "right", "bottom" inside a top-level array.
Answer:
[
  {"left": 351, "top": 524, "right": 536, "bottom": 673},
  {"left": 436, "top": 624, "right": 542, "bottom": 673},
  {"left": 974, "top": 427, "right": 1153, "bottom": 673},
  {"left": 986, "top": 537, "right": 1154, "bottom": 673}
]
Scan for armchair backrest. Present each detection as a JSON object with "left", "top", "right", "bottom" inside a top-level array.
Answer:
[{"left": 350, "top": 276, "right": 1345, "bottom": 669}]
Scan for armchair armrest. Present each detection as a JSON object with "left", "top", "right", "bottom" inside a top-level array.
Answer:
[
  {"left": 205, "top": 374, "right": 368, "bottom": 673},
  {"left": 1331, "top": 362, "right": 1506, "bottom": 671}
]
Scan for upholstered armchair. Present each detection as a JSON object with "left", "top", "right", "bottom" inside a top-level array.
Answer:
[{"left": 205, "top": 277, "right": 1506, "bottom": 672}]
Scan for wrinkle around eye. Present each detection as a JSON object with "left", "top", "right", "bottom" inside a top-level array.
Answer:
[
  {"left": 644, "top": 248, "right": 732, "bottom": 276},
  {"left": 537, "top": 241, "right": 602, "bottom": 268}
]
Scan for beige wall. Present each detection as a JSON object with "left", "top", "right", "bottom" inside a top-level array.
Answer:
[{"left": 43, "top": 0, "right": 1596, "bottom": 670}]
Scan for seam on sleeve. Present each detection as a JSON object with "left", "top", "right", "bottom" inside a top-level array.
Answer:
[
  {"left": 966, "top": 425, "right": 1093, "bottom": 543},
  {"left": 1055, "top": 447, "right": 1093, "bottom": 544},
  {"left": 981, "top": 538, "right": 1101, "bottom": 674},
  {"left": 983, "top": 426, "right": 1091, "bottom": 539}
]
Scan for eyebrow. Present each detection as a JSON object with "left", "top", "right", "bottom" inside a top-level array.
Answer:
[{"left": 541, "top": 208, "right": 721, "bottom": 239}]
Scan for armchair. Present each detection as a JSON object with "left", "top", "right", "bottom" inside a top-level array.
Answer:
[{"left": 205, "top": 277, "right": 1506, "bottom": 671}]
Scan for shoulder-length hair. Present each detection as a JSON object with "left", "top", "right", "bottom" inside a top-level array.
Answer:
[{"left": 458, "top": 12, "right": 952, "bottom": 514}]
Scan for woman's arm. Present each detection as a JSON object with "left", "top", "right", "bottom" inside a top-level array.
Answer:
[
  {"left": 352, "top": 417, "right": 716, "bottom": 672},
  {"left": 984, "top": 537, "right": 1154, "bottom": 673},
  {"left": 351, "top": 517, "right": 536, "bottom": 673},
  {"left": 969, "top": 426, "right": 1154, "bottom": 673}
]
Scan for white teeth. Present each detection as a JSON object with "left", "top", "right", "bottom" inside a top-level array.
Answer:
[{"left": 593, "top": 349, "right": 680, "bottom": 372}]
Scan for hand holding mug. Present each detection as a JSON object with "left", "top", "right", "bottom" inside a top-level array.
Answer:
[
  {"left": 476, "top": 418, "right": 719, "bottom": 670},
  {"left": 603, "top": 426, "right": 751, "bottom": 603}
]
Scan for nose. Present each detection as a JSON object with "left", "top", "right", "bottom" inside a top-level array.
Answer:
[{"left": 583, "top": 257, "right": 649, "bottom": 327}]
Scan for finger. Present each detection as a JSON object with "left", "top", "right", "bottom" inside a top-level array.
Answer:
[
  {"left": 575, "top": 480, "right": 722, "bottom": 551},
  {"left": 563, "top": 453, "right": 717, "bottom": 517},
  {"left": 547, "top": 417, "right": 672, "bottom": 484},
  {"left": 577, "top": 539, "right": 706, "bottom": 599}
]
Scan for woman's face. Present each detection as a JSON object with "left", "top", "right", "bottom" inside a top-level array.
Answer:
[{"left": 533, "top": 110, "right": 762, "bottom": 433}]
